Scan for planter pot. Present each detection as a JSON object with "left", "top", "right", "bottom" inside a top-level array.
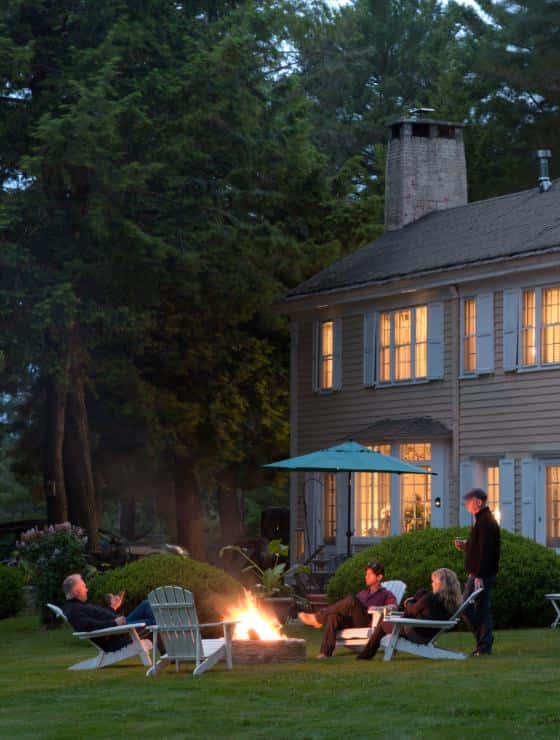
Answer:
[{"left": 261, "top": 596, "right": 295, "bottom": 625}]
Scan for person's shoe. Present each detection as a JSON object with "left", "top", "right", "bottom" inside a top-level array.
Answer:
[
  {"left": 298, "top": 611, "right": 322, "bottom": 629},
  {"left": 315, "top": 652, "right": 329, "bottom": 659},
  {"left": 471, "top": 649, "right": 491, "bottom": 656}
]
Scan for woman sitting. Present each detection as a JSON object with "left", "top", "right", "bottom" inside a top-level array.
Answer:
[{"left": 356, "top": 567, "right": 462, "bottom": 660}]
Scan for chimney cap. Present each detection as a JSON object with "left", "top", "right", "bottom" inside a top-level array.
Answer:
[
  {"left": 387, "top": 116, "right": 466, "bottom": 129},
  {"left": 409, "top": 107, "right": 435, "bottom": 118},
  {"left": 535, "top": 149, "right": 552, "bottom": 160}
]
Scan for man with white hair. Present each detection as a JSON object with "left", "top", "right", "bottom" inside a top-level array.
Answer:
[{"left": 62, "top": 574, "right": 155, "bottom": 653}]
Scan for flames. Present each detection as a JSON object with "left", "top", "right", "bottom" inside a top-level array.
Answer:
[{"left": 225, "top": 590, "right": 285, "bottom": 640}]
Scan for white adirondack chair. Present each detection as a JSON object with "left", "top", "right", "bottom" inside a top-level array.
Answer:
[
  {"left": 380, "top": 587, "right": 485, "bottom": 661},
  {"left": 146, "top": 586, "right": 238, "bottom": 677},
  {"left": 46, "top": 603, "right": 152, "bottom": 671},
  {"left": 335, "top": 579, "right": 407, "bottom": 651}
]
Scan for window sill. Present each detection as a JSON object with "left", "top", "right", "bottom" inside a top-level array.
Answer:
[
  {"left": 516, "top": 364, "right": 560, "bottom": 374},
  {"left": 374, "top": 378, "right": 432, "bottom": 388},
  {"left": 314, "top": 387, "right": 341, "bottom": 395}
]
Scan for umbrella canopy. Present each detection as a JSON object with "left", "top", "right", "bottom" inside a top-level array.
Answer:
[{"left": 264, "top": 440, "right": 433, "bottom": 558}]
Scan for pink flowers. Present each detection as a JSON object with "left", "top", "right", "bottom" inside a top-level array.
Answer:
[{"left": 17, "top": 522, "right": 87, "bottom": 549}]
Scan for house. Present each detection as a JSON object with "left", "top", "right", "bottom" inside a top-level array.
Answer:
[{"left": 280, "top": 112, "right": 560, "bottom": 566}]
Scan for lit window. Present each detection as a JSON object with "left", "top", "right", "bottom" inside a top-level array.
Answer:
[
  {"left": 320, "top": 320, "right": 334, "bottom": 389},
  {"left": 463, "top": 298, "right": 476, "bottom": 373},
  {"left": 542, "top": 288, "right": 560, "bottom": 365},
  {"left": 323, "top": 474, "right": 336, "bottom": 543},
  {"left": 546, "top": 466, "right": 560, "bottom": 548},
  {"left": 487, "top": 466, "right": 500, "bottom": 524},
  {"left": 522, "top": 290, "right": 537, "bottom": 366},
  {"left": 356, "top": 445, "right": 391, "bottom": 536},
  {"left": 521, "top": 287, "right": 560, "bottom": 368},
  {"left": 294, "top": 529, "right": 305, "bottom": 561},
  {"left": 400, "top": 443, "right": 431, "bottom": 532},
  {"left": 378, "top": 306, "right": 427, "bottom": 383}
]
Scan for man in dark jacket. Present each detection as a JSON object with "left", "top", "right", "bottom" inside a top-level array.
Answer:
[
  {"left": 62, "top": 574, "right": 155, "bottom": 653},
  {"left": 454, "top": 488, "right": 500, "bottom": 655}
]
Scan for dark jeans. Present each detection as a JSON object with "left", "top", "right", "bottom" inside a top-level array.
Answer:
[
  {"left": 462, "top": 574, "right": 494, "bottom": 654},
  {"left": 126, "top": 600, "right": 155, "bottom": 626},
  {"left": 317, "top": 595, "right": 371, "bottom": 656}
]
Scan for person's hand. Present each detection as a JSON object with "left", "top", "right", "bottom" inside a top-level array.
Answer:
[
  {"left": 115, "top": 615, "right": 126, "bottom": 625},
  {"left": 474, "top": 577, "right": 484, "bottom": 590},
  {"left": 453, "top": 538, "right": 467, "bottom": 551}
]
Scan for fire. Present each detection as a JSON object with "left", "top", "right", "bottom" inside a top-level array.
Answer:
[{"left": 226, "top": 590, "right": 285, "bottom": 640}]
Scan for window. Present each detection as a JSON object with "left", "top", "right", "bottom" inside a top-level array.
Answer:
[
  {"left": 320, "top": 320, "right": 334, "bottom": 389},
  {"left": 378, "top": 306, "right": 427, "bottom": 383},
  {"left": 486, "top": 465, "right": 501, "bottom": 524},
  {"left": 355, "top": 445, "right": 391, "bottom": 537},
  {"left": 294, "top": 529, "right": 305, "bottom": 561},
  {"left": 546, "top": 466, "right": 560, "bottom": 548},
  {"left": 521, "top": 286, "right": 560, "bottom": 368},
  {"left": 323, "top": 474, "right": 336, "bottom": 544},
  {"left": 400, "top": 443, "right": 431, "bottom": 532},
  {"left": 463, "top": 298, "right": 476, "bottom": 373}
]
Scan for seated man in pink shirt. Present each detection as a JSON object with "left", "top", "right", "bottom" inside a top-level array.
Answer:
[{"left": 298, "top": 561, "right": 396, "bottom": 658}]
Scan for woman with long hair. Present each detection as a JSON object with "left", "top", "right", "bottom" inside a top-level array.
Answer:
[{"left": 357, "top": 567, "right": 462, "bottom": 660}]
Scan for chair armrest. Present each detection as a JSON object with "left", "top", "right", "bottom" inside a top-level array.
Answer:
[
  {"left": 385, "top": 616, "right": 458, "bottom": 630},
  {"left": 73, "top": 622, "right": 146, "bottom": 638},
  {"left": 146, "top": 620, "right": 241, "bottom": 634}
]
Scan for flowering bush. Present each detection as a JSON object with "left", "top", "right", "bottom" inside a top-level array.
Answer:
[{"left": 17, "top": 522, "right": 89, "bottom": 626}]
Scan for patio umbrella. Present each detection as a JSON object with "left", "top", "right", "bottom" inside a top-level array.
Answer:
[{"left": 264, "top": 440, "right": 433, "bottom": 558}]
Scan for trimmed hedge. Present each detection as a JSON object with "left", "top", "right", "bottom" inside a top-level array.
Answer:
[
  {"left": 89, "top": 554, "right": 244, "bottom": 625},
  {"left": 327, "top": 527, "right": 560, "bottom": 628},
  {"left": 0, "top": 565, "right": 24, "bottom": 619}
]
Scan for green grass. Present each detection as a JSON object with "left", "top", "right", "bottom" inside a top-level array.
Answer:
[{"left": 1, "top": 616, "right": 559, "bottom": 739}]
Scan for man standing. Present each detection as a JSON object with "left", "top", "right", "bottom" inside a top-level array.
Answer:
[
  {"left": 298, "top": 561, "right": 396, "bottom": 659},
  {"left": 454, "top": 488, "right": 500, "bottom": 655}
]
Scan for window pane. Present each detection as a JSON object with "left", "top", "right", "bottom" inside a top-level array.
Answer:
[
  {"left": 394, "top": 309, "right": 411, "bottom": 380},
  {"left": 379, "top": 313, "right": 391, "bottom": 382},
  {"left": 323, "top": 474, "right": 336, "bottom": 543},
  {"left": 401, "top": 469, "right": 431, "bottom": 532},
  {"left": 320, "top": 321, "right": 334, "bottom": 388},
  {"left": 415, "top": 306, "right": 427, "bottom": 378},
  {"left": 463, "top": 298, "right": 476, "bottom": 372},
  {"left": 401, "top": 443, "right": 431, "bottom": 462},
  {"left": 546, "top": 466, "right": 560, "bottom": 548},
  {"left": 542, "top": 288, "right": 560, "bottom": 364},
  {"left": 522, "top": 290, "right": 536, "bottom": 366},
  {"left": 487, "top": 466, "right": 500, "bottom": 524}
]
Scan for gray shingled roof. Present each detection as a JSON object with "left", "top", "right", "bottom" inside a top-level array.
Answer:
[
  {"left": 286, "top": 180, "right": 560, "bottom": 299},
  {"left": 351, "top": 417, "right": 452, "bottom": 442}
]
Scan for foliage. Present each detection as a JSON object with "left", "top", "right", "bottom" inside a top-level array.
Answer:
[
  {"left": 327, "top": 528, "right": 560, "bottom": 629},
  {"left": 220, "top": 539, "right": 307, "bottom": 597},
  {"left": 16, "top": 522, "right": 88, "bottom": 624},
  {"left": 89, "top": 554, "right": 243, "bottom": 625},
  {"left": 0, "top": 565, "right": 24, "bottom": 619}
]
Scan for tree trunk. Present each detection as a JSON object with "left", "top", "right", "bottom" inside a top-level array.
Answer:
[
  {"left": 63, "top": 346, "right": 98, "bottom": 549},
  {"left": 217, "top": 472, "right": 243, "bottom": 546},
  {"left": 44, "top": 374, "right": 68, "bottom": 523},
  {"left": 174, "top": 459, "right": 205, "bottom": 561}
]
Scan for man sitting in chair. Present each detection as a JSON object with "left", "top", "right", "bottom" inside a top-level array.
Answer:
[
  {"left": 298, "top": 561, "right": 397, "bottom": 659},
  {"left": 62, "top": 574, "right": 156, "bottom": 653}
]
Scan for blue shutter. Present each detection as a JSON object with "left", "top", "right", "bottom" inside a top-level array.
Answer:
[
  {"left": 427, "top": 302, "right": 444, "bottom": 380},
  {"left": 363, "top": 313, "right": 376, "bottom": 387},
  {"left": 503, "top": 290, "right": 520, "bottom": 371},
  {"left": 499, "top": 459, "right": 515, "bottom": 532},
  {"left": 459, "top": 461, "right": 474, "bottom": 527},
  {"left": 476, "top": 293, "right": 494, "bottom": 374},
  {"left": 520, "top": 458, "right": 536, "bottom": 540},
  {"left": 312, "top": 321, "right": 320, "bottom": 392}
]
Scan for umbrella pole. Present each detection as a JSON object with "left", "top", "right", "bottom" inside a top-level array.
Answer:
[{"left": 346, "top": 471, "right": 353, "bottom": 558}]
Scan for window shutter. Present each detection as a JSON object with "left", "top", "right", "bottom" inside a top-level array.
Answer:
[
  {"left": 332, "top": 318, "right": 343, "bottom": 390},
  {"left": 312, "top": 321, "right": 320, "bottom": 392},
  {"left": 476, "top": 293, "right": 494, "bottom": 374},
  {"left": 520, "top": 458, "right": 536, "bottom": 540},
  {"left": 503, "top": 290, "right": 520, "bottom": 371},
  {"left": 459, "top": 461, "right": 474, "bottom": 527},
  {"left": 363, "top": 313, "right": 376, "bottom": 387},
  {"left": 427, "top": 302, "right": 444, "bottom": 380},
  {"left": 499, "top": 458, "right": 515, "bottom": 532}
]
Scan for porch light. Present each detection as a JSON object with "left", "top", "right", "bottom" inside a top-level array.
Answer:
[{"left": 434, "top": 497, "right": 441, "bottom": 508}]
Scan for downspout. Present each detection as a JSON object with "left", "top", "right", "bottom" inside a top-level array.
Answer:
[{"left": 451, "top": 285, "right": 461, "bottom": 525}]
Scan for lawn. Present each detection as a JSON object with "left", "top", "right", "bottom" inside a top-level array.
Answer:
[{"left": 1, "top": 616, "right": 559, "bottom": 739}]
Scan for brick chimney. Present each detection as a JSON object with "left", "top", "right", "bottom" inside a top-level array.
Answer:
[{"left": 384, "top": 112, "right": 467, "bottom": 231}]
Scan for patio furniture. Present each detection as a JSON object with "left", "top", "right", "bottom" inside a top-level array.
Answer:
[
  {"left": 335, "top": 579, "right": 407, "bottom": 651},
  {"left": 380, "top": 588, "right": 484, "bottom": 661},
  {"left": 545, "top": 593, "right": 560, "bottom": 628},
  {"left": 146, "top": 585, "right": 238, "bottom": 677},
  {"left": 46, "top": 602, "right": 152, "bottom": 671}
]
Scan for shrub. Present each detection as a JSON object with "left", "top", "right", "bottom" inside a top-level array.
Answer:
[
  {"left": 327, "top": 527, "right": 560, "bottom": 629},
  {"left": 17, "top": 522, "right": 88, "bottom": 625},
  {"left": 89, "top": 554, "right": 244, "bottom": 625},
  {"left": 0, "top": 565, "right": 25, "bottom": 619}
]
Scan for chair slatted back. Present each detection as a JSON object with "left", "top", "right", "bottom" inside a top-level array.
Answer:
[
  {"left": 47, "top": 603, "right": 70, "bottom": 625},
  {"left": 383, "top": 580, "right": 406, "bottom": 606},
  {"left": 429, "top": 587, "right": 484, "bottom": 645},
  {"left": 148, "top": 586, "right": 203, "bottom": 660}
]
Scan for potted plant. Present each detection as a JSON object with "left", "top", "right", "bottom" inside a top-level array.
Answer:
[{"left": 219, "top": 539, "right": 309, "bottom": 623}]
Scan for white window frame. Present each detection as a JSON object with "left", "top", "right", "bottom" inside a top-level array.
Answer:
[
  {"left": 376, "top": 305, "right": 428, "bottom": 385},
  {"left": 313, "top": 318, "right": 342, "bottom": 392},
  {"left": 519, "top": 285, "right": 560, "bottom": 371}
]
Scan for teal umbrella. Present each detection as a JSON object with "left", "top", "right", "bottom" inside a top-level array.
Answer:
[{"left": 264, "top": 440, "right": 433, "bottom": 558}]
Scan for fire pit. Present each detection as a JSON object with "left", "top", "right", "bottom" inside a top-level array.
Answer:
[
  {"left": 225, "top": 591, "right": 306, "bottom": 664},
  {"left": 232, "top": 638, "right": 306, "bottom": 664}
]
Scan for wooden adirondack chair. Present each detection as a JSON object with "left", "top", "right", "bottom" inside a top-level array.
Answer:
[
  {"left": 335, "top": 579, "right": 407, "bottom": 651},
  {"left": 146, "top": 586, "right": 238, "bottom": 677},
  {"left": 380, "top": 587, "right": 485, "bottom": 661},
  {"left": 46, "top": 603, "right": 152, "bottom": 671}
]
